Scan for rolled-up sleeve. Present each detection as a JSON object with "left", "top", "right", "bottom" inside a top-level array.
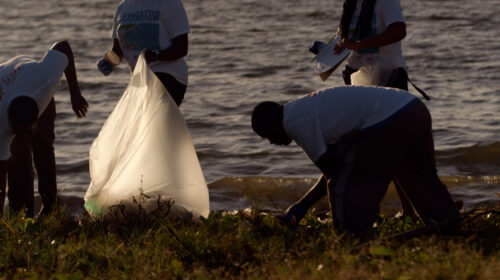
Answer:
[{"left": 284, "top": 116, "right": 327, "bottom": 163}]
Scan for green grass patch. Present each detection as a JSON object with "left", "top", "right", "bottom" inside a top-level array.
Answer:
[{"left": 0, "top": 206, "right": 499, "bottom": 279}]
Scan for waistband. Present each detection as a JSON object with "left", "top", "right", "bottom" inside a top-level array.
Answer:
[{"left": 360, "top": 98, "right": 420, "bottom": 134}]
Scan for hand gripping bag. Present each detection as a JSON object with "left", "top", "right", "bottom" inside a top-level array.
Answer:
[{"left": 84, "top": 54, "right": 210, "bottom": 219}]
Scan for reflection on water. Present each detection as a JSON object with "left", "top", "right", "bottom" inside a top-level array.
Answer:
[{"left": 0, "top": 0, "right": 499, "bottom": 211}]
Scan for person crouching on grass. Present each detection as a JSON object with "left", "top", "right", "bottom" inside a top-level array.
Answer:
[
  {"left": 251, "top": 86, "right": 460, "bottom": 235},
  {"left": 0, "top": 41, "right": 88, "bottom": 218}
]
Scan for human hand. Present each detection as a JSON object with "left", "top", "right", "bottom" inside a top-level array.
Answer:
[
  {"left": 334, "top": 38, "right": 359, "bottom": 54},
  {"left": 144, "top": 49, "right": 159, "bottom": 64},
  {"left": 97, "top": 59, "right": 113, "bottom": 76},
  {"left": 70, "top": 92, "right": 89, "bottom": 118},
  {"left": 277, "top": 204, "right": 307, "bottom": 227}
]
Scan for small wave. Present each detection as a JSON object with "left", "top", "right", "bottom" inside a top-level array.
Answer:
[
  {"left": 240, "top": 65, "right": 289, "bottom": 78},
  {"left": 306, "top": 11, "right": 329, "bottom": 20},
  {"left": 428, "top": 14, "right": 464, "bottom": 21},
  {"left": 57, "top": 175, "right": 500, "bottom": 217},
  {"left": 57, "top": 162, "right": 89, "bottom": 174},
  {"left": 437, "top": 141, "right": 500, "bottom": 168},
  {"left": 208, "top": 176, "right": 319, "bottom": 211},
  {"left": 207, "top": 175, "right": 500, "bottom": 213}
]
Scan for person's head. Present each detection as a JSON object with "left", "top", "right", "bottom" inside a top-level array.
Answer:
[
  {"left": 8, "top": 96, "right": 39, "bottom": 134},
  {"left": 251, "top": 101, "right": 292, "bottom": 146}
]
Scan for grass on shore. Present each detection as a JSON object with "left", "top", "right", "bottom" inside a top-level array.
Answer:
[{"left": 0, "top": 202, "right": 499, "bottom": 279}]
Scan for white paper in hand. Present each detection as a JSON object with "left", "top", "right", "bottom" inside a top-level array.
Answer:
[
  {"left": 84, "top": 53, "right": 210, "bottom": 219},
  {"left": 311, "top": 36, "right": 350, "bottom": 81}
]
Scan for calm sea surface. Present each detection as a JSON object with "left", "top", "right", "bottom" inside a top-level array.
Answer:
[{"left": 0, "top": 0, "right": 499, "bottom": 213}]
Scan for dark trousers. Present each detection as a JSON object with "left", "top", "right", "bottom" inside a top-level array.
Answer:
[
  {"left": 386, "top": 67, "right": 409, "bottom": 91},
  {"left": 154, "top": 72, "right": 187, "bottom": 107},
  {"left": 8, "top": 99, "right": 57, "bottom": 217},
  {"left": 328, "top": 100, "right": 461, "bottom": 234},
  {"left": 343, "top": 65, "right": 413, "bottom": 216}
]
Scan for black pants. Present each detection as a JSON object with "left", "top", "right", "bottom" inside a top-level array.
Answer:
[
  {"left": 154, "top": 72, "right": 187, "bottom": 107},
  {"left": 386, "top": 67, "right": 409, "bottom": 91},
  {"left": 329, "top": 100, "right": 460, "bottom": 234},
  {"left": 8, "top": 99, "right": 57, "bottom": 217}
]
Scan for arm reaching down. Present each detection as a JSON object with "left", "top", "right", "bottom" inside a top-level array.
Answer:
[
  {"left": 280, "top": 175, "right": 328, "bottom": 226},
  {"left": 50, "top": 41, "right": 88, "bottom": 118}
]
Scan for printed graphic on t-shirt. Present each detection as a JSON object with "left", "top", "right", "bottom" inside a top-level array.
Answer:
[
  {"left": 119, "top": 24, "right": 161, "bottom": 50},
  {"left": 0, "top": 65, "right": 23, "bottom": 102},
  {"left": 118, "top": 10, "right": 161, "bottom": 51}
]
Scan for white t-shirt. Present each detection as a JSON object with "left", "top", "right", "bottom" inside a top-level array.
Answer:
[
  {"left": 112, "top": 0, "right": 190, "bottom": 85},
  {"left": 0, "top": 50, "right": 68, "bottom": 160},
  {"left": 346, "top": 0, "right": 406, "bottom": 69},
  {"left": 283, "top": 86, "right": 417, "bottom": 162}
]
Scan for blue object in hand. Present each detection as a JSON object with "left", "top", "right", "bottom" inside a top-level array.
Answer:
[
  {"left": 309, "top": 41, "right": 327, "bottom": 55},
  {"left": 97, "top": 59, "right": 113, "bottom": 76}
]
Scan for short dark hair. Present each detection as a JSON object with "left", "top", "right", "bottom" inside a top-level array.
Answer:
[
  {"left": 251, "top": 101, "right": 281, "bottom": 137},
  {"left": 8, "top": 96, "right": 39, "bottom": 132}
]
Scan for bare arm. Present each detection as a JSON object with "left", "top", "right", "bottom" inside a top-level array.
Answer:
[
  {"left": 0, "top": 160, "right": 7, "bottom": 216},
  {"left": 288, "top": 175, "right": 328, "bottom": 212},
  {"left": 335, "top": 22, "right": 406, "bottom": 54},
  {"left": 281, "top": 145, "right": 341, "bottom": 224},
  {"left": 50, "top": 41, "right": 88, "bottom": 118},
  {"left": 284, "top": 147, "right": 339, "bottom": 217},
  {"left": 145, "top": 34, "right": 188, "bottom": 63}
]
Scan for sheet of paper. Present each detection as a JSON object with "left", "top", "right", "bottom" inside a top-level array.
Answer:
[{"left": 311, "top": 36, "right": 350, "bottom": 74}]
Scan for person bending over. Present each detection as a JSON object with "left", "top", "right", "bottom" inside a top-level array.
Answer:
[
  {"left": 0, "top": 41, "right": 88, "bottom": 217},
  {"left": 251, "top": 86, "right": 460, "bottom": 235}
]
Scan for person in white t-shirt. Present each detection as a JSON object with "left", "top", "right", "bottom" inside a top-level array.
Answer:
[
  {"left": 251, "top": 86, "right": 460, "bottom": 235},
  {"left": 97, "top": 0, "right": 190, "bottom": 107},
  {"left": 0, "top": 41, "right": 88, "bottom": 217},
  {"left": 334, "top": 0, "right": 408, "bottom": 89}
]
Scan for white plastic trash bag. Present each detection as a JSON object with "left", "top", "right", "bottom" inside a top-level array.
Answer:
[{"left": 84, "top": 53, "right": 210, "bottom": 219}]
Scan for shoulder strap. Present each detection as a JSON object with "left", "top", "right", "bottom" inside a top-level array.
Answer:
[{"left": 407, "top": 76, "right": 431, "bottom": 101}]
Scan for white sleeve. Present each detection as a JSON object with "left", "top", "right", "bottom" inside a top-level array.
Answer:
[
  {"left": 111, "top": 5, "right": 121, "bottom": 39},
  {"left": 381, "top": 0, "right": 405, "bottom": 27},
  {"left": 39, "top": 50, "right": 68, "bottom": 79},
  {"left": 284, "top": 117, "right": 327, "bottom": 163},
  {"left": 162, "top": 0, "right": 190, "bottom": 39},
  {"left": 35, "top": 50, "right": 68, "bottom": 114}
]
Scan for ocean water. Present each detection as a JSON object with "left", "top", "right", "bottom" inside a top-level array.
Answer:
[{"left": 0, "top": 0, "right": 499, "bottom": 214}]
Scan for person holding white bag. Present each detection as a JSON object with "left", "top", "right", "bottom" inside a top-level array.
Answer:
[{"left": 97, "top": 0, "right": 190, "bottom": 107}]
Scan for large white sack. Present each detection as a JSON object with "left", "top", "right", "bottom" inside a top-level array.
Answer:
[{"left": 84, "top": 54, "right": 210, "bottom": 219}]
